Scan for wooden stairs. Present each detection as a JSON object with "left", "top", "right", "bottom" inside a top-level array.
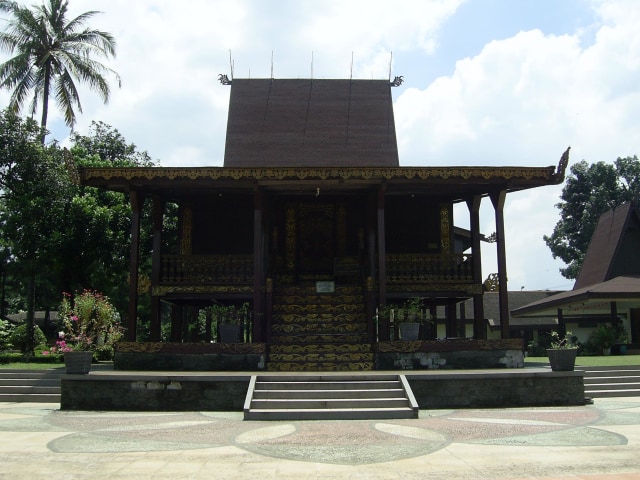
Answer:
[
  {"left": 244, "top": 374, "right": 419, "bottom": 420},
  {"left": 268, "top": 284, "right": 374, "bottom": 371}
]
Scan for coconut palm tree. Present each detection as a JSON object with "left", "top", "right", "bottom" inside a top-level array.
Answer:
[{"left": 0, "top": 0, "right": 120, "bottom": 137}]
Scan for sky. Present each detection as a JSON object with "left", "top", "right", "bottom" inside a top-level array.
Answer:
[{"left": 1, "top": 0, "right": 639, "bottom": 293}]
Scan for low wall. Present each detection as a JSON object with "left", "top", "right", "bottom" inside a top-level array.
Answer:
[
  {"left": 61, "top": 373, "right": 250, "bottom": 411},
  {"left": 60, "top": 368, "right": 585, "bottom": 411},
  {"left": 114, "top": 342, "right": 266, "bottom": 371},
  {"left": 376, "top": 338, "right": 525, "bottom": 370},
  {"left": 407, "top": 370, "right": 585, "bottom": 408}
]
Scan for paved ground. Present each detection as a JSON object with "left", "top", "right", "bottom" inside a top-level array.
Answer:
[{"left": 1, "top": 398, "right": 639, "bottom": 480}]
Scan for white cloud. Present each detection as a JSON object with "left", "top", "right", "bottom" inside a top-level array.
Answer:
[{"left": 1, "top": 0, "right": 638, "bottom": 291}]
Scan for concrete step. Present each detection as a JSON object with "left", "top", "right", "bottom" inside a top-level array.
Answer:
[
  {"left": 584, "top": 388, "right": 640, "bottom": 398},
  {"left": 253, "top": 388, "right": 405, "bottom": 399},
  {"left": 581, "top": 366, "right": 640, "bottom": 398},
  {"left": 246, "top": 407, "right": 417, "bottom": 421},
  {"left": 583, "top": 375, "right": 640, "bottom": 383},
  {"left": 244, "top": 374, "right": 419, "bottom": 421},
  {"left": 0, "top": 369, "right": 63, "bottom": 403}
]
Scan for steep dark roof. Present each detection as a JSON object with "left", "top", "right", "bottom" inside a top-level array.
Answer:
[
  {"left": 512, "top": 202, "right": 640, "bottom": 318},
  {"left": 223, "top": 78, "right": 399, "bottom": 168},
  {"left": 574, "top": 201, "right": 640, "bottom": 289}
]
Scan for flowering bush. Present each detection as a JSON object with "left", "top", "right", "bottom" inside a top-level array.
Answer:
[{"left": 56, "top": 290, "right": 124, "bottom": 356}]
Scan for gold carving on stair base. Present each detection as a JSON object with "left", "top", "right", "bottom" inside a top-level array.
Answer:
[
  {"left": 376, "top": 338, "right": 523, "bottom": 353},
  {"left": 267, "top": 362, "right": 374, "bottom": 372},
  {"left": 116, "top": 342, "right": 266, "bottom": 354}
]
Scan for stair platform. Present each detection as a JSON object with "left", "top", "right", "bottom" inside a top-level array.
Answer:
[
  {"left": 0, "top": 369, "right": 62, "bottom": 403},
  {"left": 244, "top": 374, "right": 419, "bottom": 420}
]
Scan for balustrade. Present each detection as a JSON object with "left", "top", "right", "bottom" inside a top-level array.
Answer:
[
  {"left": 160, "top": 254, "right": 253, "bottom": 286},
  {"left": 385, "top": 253, "right": 473, "bottom": 284}
]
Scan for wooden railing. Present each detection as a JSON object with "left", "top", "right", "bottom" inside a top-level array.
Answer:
[
  {"left": 160, "top": 254, "right": 254, "bottom": 285},
  {"left": 385, "top": 253, "right": 474, "bottom": 284}
]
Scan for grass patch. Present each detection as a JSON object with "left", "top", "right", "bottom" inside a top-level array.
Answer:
[
  {"left": 0, "top": 362, "right": 64, "bottom": 370},
  {"left": 526, "top": 355, "right": 640, "bottom": 367}
]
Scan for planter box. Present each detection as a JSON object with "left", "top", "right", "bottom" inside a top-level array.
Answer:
[
  {"left": 64, "top": 351, "right": 93, "bottom": 374},
  {"left": 546, "top": 348, "right": 578, "bottom": 372},
  {"left": 399, "top": 323, "right": 420, "bottom": 340}
]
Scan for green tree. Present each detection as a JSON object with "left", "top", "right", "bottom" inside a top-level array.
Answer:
[
  {"left": 0, "top": 0, "right": 120, "bottom": 135},
  {"left": 0, "top": 109, "right": 71, "bottom": 353},
  {"left": 62, "top": 122, "right": 177, "bottom": 331},
  {"left": 544, "top": 156, "right": 640, "bottom": 279}
]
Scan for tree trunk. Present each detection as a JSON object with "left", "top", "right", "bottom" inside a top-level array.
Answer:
[
  {"left": 25, "top": 271, "right": 36, "bottom": 355},
  {"left": 39, "top": 66, "right": 50, "bottom": 143}
]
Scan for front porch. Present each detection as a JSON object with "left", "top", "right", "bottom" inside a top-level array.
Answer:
[
  {"left": 60, "top": 366, "right": 586, "bottom": 411},
  {"left": 112, "top": 337, "right": 525, "bottom": 372}
]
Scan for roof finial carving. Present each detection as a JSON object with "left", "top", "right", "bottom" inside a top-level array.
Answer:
[
  {"left": 389, "top": 76, "right": 404, "bottom": 87},
  {"left": 553, "top": 146, "right": 571, "bottom": 183}
]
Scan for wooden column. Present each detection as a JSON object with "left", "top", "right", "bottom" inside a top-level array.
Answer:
[
  {"left": 490, "top": 190, "right": 510, "bottom": 339},
  {"left": 127, "top": 190, "right": 144, "bottom": 342},
  {"left": 366, "top": 190, "right": 378, "bottom": 342},
  {"left": 557, "top": 308, "right": 565, "bottom": 337},
  {"left": 467, "top": 195, "right": 486, "bottom": 339},
  {"left": 377, "top": 184, "right": 387, "bottom": 305},
  {"left": 150, "top": 195, "right": 164, "bottom": 341},
  {"left": 610, "top": 301, "right": 618, "bottom": 322},
  {"left": 429, "top": 303, "right": 438, "bottom": 339},
  {"left": 253, "top": 187, "right": 265, "bottom": 342},
  {"left": 445, "top": 303, "right": 456, "bottom": 338}
]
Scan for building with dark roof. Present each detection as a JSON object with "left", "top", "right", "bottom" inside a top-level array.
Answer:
[
  {"left": 80, "top": 76, "right": 568, "bottom": 370},
  {"left": 512, "top": 201, "right": 640, "bottom": 350}
]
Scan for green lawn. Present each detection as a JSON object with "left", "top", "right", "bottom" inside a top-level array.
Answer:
[
  {"left": 2, "top": 356, "right": 640, "bottom": 370},
  {"left": 526, "top": 355, "right": 640, "bottom": 367},
  {"left": 0, "top": 362, "right": 65, "bottom": 370}
]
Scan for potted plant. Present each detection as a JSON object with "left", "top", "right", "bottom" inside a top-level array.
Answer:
[
  {"left": 399, "top": 297, "right": 422, "bottom": 341},
  {"left": 614, "top": 325, "right": 630, "bottom": 355},
  {"left": 214, "top": 302, "right": 249, "bottom": 343},
  {"left": 546, "top": 330, "right": 578, "bottom": 371},
  {"left": 376, "top": 304, "right": 394, "bottom": 341},
  {"left": 57, "top": 290, "right": 124, "bottom": 373},
  {"left": 589, "top": 325, "right": 617, "bottom": 356}
]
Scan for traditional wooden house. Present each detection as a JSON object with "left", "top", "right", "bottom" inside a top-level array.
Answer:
[
  {"left": 80, "top": 77, "right": 568, "bottom": 370},
  {"left": 512, "top": 201, "right": 640, "bottom": 352}
]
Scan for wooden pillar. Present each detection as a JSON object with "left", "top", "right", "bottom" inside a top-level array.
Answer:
[
  {"left": 429, "top": 303, "right": 438, "bottom": 339},
  {"left": 127, "top": 190, "right": 143, "bottom": 342},
  {"left": 253, "top": 187, "right": 265, "bottom": 342},
  {"left": 377, "top": 184, "right": 387, "bottom": 305},
  {"left": 170, "top": 304, "right": 182, "bottom": 342},
  {"left": 366, "top": 191, "right": 378, "bottom": 343},
  {"left": 445, "top": 303, "right": 456, "bottom": 338},
  {"left": 467, "top": 195, "right": 486, "bottom": 339},
  {"left": 150, "top": 195, "right": 164, "bottom": 342},
  {"left": 610, "top": 301, "right": 619, "bottom": 326},
  {"left": 490, "top": 190, "right": 510, "bottom": 339},
  {"left": 557, "top": 308, "right": 565, "bottom": 337}
]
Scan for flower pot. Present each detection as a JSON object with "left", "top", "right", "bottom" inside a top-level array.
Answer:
[
  {"left": 64, "top": 351, "right": 93, "bottom": 374},
  {"left": 399, "top": 322, "right": 420, "bottom": 341},
  {"left": 219, "top": 324, "right": 241, "bottom": 343},
  {"left": 546, "top": 348, "right": 577, "bottom": 372},
  {"left": 377, "top": 317, "right": 391, "bottom": 341}
]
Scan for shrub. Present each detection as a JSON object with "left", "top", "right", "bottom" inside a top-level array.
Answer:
[
  {"left": 0, "top": 319, "right": 14, "bottom": 350},
  {"left": 8, "top": 324, "right": 47, "bottom": 353}
]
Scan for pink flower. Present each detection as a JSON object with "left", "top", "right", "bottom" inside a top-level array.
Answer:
[{"left": 71, "top": 315, "right": 78, "bottom": 322}]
